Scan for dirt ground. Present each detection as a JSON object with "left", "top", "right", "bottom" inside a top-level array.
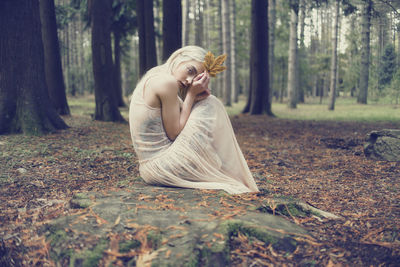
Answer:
[{"left": 0, "top": 113, "right": 399, "bottom": 266}]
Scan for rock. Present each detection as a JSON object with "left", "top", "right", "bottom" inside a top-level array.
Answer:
[
  {"left": 44, "top": 182, "right": 339, "bottom": 266},
  {"left": 364, "top": 129, "right": 400, "bottom": 161}
]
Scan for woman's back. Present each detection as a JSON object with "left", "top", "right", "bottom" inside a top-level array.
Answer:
[{"left": 129, "top": 83, "right": 172, "bottom": 163}]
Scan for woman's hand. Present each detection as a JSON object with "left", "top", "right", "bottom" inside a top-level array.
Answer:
[
  {"left": 187, "top": 72, "right": 210, "bottom": 98},
  {"left": 195, "top": 88, "right": 211, "bottom": 102}
]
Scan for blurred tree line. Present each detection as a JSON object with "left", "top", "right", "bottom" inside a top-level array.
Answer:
[
  {"left": 1, "top": 0, "right": 399, "bottom": 135},
  {"left": 55, "top": 0, "right": 400, "bottom": 107}
]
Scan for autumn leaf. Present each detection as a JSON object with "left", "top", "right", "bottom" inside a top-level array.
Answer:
[{"left": 203, "top": 51, "right": 227, "bottom": 77}]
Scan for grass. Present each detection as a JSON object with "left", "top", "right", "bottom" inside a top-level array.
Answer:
[
  {"left": 67, "top": 94, "right": 400, "bottom": 123},
  {"left": 224, "top": 96, "right": 400, "bottom": 122}
]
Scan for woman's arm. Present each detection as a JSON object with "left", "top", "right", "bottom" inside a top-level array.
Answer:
[{"left": 155, "top": 73, "right": 209, "bottom": 141}]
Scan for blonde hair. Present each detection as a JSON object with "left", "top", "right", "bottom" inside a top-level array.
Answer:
[{"left": 131, "top": 46, "right": 207, "bottom": 100}]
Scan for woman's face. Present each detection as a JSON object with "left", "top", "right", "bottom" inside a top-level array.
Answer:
[{"left": 172, "top": 60, "right": 205, "bottom": 90}]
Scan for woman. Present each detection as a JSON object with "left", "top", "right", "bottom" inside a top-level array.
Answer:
[{"left": 129, "top": 46, "right": 259, "bottom": 194}]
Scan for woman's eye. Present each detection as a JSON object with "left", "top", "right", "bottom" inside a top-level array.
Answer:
[{"left": 187, "top": 67, "right": 193, "bottom": 74}]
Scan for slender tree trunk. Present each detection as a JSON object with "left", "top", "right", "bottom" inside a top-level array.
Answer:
[
  {"left": 0, "top": 0, "right": 68, "bottom": 135},
  {"left": 328, "top": 0, "right": 340, "bottom": 111},
  {"left": 113, "top": 31, "right": 125, "bottom": 107},
  {"left": 398, "top": 28, "right": 400, "bottom": 67},
  {"left": 358, "top": 0, "right": 372, "bottom": 104},
  {"left": 297, "top": 0, "right": 306, "bottom": 103},
  {"left": 65, "top": 7, "right": 70, "bottom": 94},
  {"left": 154, "top": 0, "right": 163, "bottom": 64},
  {"left": 72, "top": 16, "right": 79, "bottom": 95},
  {"left": 39, "top": 0, "right": 70, "bottom": 115},
  {"left": 194, "top": 0, "right": 204, "bottom": 46},
  {"left": 91, "top": 0, "right": 124, "bottom": 122},
  {"left": 287, "top": 4, "right": 298, "bottom": 109},
  {"left": 204, "top": 0, "right": 211, "bottom": 48},
  {"left": 216, "top": 0, "right": 224, "bottom": 98},
  {"left": 268, "top": 0, "right": 276, "bottom": 108},
  {"left": 162, "top": 0, "right": 182, "bottom": 61},
  {"left": 230, "top": 0, "right": 238, "bottom": 103},
  {"left": 279, "top": 59, "right": 285, "bottom": 103},
  {"left": 182, "top": 0, "right": 190, "bottom": 46},
  {"left": 221, "top": 0, "right": 231, "bottom": 106},
  {"left": 243, "top": 0, "right": 270, "bottom": 115},
  {"left": 137, "top": 0, "right": 158, "bottom": 77}
]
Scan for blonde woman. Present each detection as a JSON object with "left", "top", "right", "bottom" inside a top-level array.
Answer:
[{"left": 129, "top": 46, "right": 259, "bottom": 194}]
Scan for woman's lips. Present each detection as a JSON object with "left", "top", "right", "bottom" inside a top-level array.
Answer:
[{"left": 178, "top": 81, "right": 187, "bottom": 89}]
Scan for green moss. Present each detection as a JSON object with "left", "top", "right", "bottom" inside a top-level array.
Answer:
[
  {"left": 47, "top": 229, "right": 68, "bottom": 247},
  {"left": 257, "top": 203, "right": 311, "bottom": 218},
  {"left": 70, "top": 239, "right": 108, "bottom": 267},
  {"left": 198, "top": 243, "right": 230, "bottom": 267},
  {"left": 119, "top": 240, "right": 141, "bottom": 253},
  {"left": 70, "top": 193, "right": 92, "bottom": 209},
  {"left": 147, "top": 230, "right": 162, "bottom": 250}
]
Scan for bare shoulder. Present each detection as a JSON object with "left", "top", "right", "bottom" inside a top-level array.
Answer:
[{"left": 148, "top": 73, "right": 178, "bottom": 97}]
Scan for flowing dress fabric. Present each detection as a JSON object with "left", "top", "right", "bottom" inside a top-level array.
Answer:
[{"left": 129, "top": 84, "right": 259, "bottom": 194}]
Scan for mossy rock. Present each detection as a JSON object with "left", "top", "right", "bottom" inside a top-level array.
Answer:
[
  {"left": 70, "top": 239, "right": 108, "bottom": 267},
  {"left": 119, "top": 240, "right": 141, "bottom": 253},
  {"left": 70, "top": 193, "right": 92, "bottom": 209},
  {"left": 44, "top": 183, "right": 339, "bottom": 266}
]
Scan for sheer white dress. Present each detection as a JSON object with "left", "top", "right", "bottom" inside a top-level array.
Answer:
[{"left": 129, "top": 78, "right": 259, "bottom": 194}]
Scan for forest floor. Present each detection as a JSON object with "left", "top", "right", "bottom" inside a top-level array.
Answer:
[{"left": 0, "top": 103, "right": 399, "bottom": 266}]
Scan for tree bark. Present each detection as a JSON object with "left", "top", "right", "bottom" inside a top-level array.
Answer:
[
  {"left": 162, "top": 0, "right": 182, "bottom": 61},
  {"left": 398, "top": 27, "right": 400, "bottom": 68},
  {"left": 244, "top": 0, "right": 271, "bottom": 115},
  {"left": 182, "top": 0, "right": 190, "bottom": 46},
  {"left": 91, "top": 0, "right": 125, "bottom": 122},
  {"left": 39, "top": 0, "right": 70, "bottom": 115},
  {"left": 297, "top": 0, "right": 306, "bottom": 103},
  {"left": 0, "top": 0, "right": 68, "bottom": 135},
  {"left": 328, "top": 0, "right": 340, "bottom": 111},
  {"left": 194, "top": 0, "right": 204, "bottom": 47},
  {"left": 221, "top": 0, "right": 231, "bottom": 106},
  {"left": 287, "top": 3, "right": 298, "bottom": 109},
  {"left": 137, "top": 0, "right": 158, "bottom": 77},
  {"left": 358, "top": 0, "right": 372, "bottom": 104},
  {"left": 268, "top": 0, "right": 276, "bottom": 108},
  {"left": 113, "top": 30, "right": 125, "bottom": 107},
  {"left": 230, "top": 0, "right": 238, "bottom": 103}
]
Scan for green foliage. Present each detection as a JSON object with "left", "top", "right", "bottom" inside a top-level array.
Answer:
[
  {"left": 55, "top": 4, "right": 77, "bottom": 30},
  {"left": 388, "top": 68, "right": 400, "bottom": 104},
  {"left": 342, "top": 14, "right": 361, "bottom": 95},
  {"left": 378, "top": 44, "right": 397, "bottom": 91}
]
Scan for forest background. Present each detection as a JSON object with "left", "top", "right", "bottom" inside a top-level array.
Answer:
[
  {"left": 55, "top": 0, "right": 400, "bottom": 120},
  {"left": 1, "top": 0, "right": 400, "bottom": 266}
]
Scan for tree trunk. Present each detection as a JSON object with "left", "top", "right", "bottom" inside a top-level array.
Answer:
[
  {"left": 195, "top": 0, "right": 204, "bottom": 47},
  {"left": 297, "top": 0, "right": 306, "bottom": 103},
  {"left": 0, "top": 0, "right": 68, "bottom": 135},
  {"left": 154, "top": 0, "right": 163, "bottom": 64},
  {"left": 162, "top": 0, "right": 182, "bottom": 61},
  {"left": 221, "top": 0, "right": 231, "bottom": 106},
  {"left": 358, "top": 0, "right": 372, "bottom": 104},
  {"left": 182, "top": 0, "right": 190, "bottom": 46},
  {"left": 91, "top": 0, "right": 125, "bottom": 122},
  {"left": 39, "top": 0, "right": 70, "bottom": 115},
  {"left": 268, "top": 0, "right": 276, "bottom": 108},
  {"left": 113, "top": 30, "right": 125, "bottom": 107},
  {"left": 204, "top": 0, "right": 211, "bottom": 48},
  {"left": 398, "top": 27, "right": 400, "bottom": 67},
  {"left": 230, "top": 0, "right": 238, "bottom": 103},
  {"left": 137, "top": 0, "right": 158, "bottom": 77},
  {"left": 244, "top": 0, "right": 270, "bottom": 115},
  {"left": 287, "top": 4, "right": 298, "bottom": 109},
  {"left": 328, "top": 0, "right": 340, "bottom": 111}
]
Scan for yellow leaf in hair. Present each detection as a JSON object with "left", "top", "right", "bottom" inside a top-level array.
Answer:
[{"left": 203, "top": 51, "right": 227, "bottom": 77}]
